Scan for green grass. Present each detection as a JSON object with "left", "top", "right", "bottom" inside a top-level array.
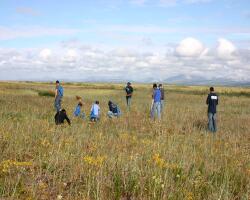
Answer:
[{"left": 0, "top": 82, "right": 249, "bottom": 200}]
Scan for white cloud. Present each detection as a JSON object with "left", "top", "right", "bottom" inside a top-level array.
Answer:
[
  {"left": 176, "top": 37, "right": 205, "bottom": 57},
  {"left": 0, "top": 38, "right": 249, "bottom": 83},
  {"left": 216, "top": 38, "right": 237, "bottom": 60},
  {"left": 39, "top": 49, "right": 52, "bottom": 60},
  {"left": 63, "top": 49, "right": 79, "bottom": 62}
]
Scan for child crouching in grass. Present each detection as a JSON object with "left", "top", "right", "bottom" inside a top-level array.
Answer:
[
  {"left": 90, "top": 101, "right": 100, "bottom": 122},
  {"left": 74, "top": 102, "right": 85, "bottom": 119}
]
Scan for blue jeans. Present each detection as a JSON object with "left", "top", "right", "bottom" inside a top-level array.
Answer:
[
  {"left": 107, "top": 111, "right": 120, "bottom": 118},
  {"left": 54, "top": 97, "right": 62, "bottom": 112},
  {"left": 151, "top": 102, "right": 161, "bottom": 120},
  {"left": 160, "top": 100, "right": 164, "bottom": 112},
  {"left": 208, "top": 113, "right": 217, "bottom": 132}
]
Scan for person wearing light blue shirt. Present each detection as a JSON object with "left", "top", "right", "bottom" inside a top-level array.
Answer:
[{"left": 90, "top": 101, "right": 100, "bottom": 122}]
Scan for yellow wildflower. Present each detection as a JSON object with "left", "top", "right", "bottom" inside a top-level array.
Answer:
[{"left": 83, "top": 155, "right": 106, "bottom": 167}]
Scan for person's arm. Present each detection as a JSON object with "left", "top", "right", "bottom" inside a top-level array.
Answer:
[
  {"left": 206, "top": 95, "right": 209, "bottom": 105},
  {"left": 55, "top": 88, "right": 58, "bottom": 98},
  {"left": 216, "top": 95, "right": 219, "bottom": 105},
  {"left": 64, "top": 114, "right": 71, "bottom": 125}
]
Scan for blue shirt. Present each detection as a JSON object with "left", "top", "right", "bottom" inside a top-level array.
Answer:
[
  {"left": 153, "top": 89, "right": 161, "bottom": 103},
  {"left": 74, "top": 105, "right": 81, "bottom": 116}
]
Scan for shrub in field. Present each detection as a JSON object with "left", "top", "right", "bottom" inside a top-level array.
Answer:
[{"left": 37, "top": 90, "right": 54, "bottom": 97}]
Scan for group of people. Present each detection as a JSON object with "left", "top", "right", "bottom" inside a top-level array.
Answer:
[
  {"left": 54, "top": 80, "right": 123, "bottom": 125},
  {"left": 54, "top": 80, "right": 218, "bottom": 133}
]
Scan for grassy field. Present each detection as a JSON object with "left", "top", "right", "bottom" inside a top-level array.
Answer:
[{"left": 0, "top": 82, "right": 249, "bottom": 200}]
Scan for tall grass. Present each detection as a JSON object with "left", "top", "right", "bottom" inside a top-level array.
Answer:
[{"left": 0, "top": 82, "right": 249, "bottom": 199}]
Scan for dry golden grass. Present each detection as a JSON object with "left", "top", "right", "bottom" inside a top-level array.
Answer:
[{"left": 0, "top": 82, "right": 249, "bottom": 200}]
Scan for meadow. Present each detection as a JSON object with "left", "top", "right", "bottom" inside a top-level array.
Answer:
[{"left": 0, "top": 82, "right": 249, "bottom": 200}]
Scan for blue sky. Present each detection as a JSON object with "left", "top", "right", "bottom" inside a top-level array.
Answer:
[{"left": 0, "top": 0, "right": 249, "bottom": 82}]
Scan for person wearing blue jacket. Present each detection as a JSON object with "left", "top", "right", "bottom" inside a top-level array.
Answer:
[
  {"left": 54, "top": 80, "right": 64, "bottom": 112},
  {"left": 74, "top": 102, "right": 85, "bottom": 119},
  {"left": 151, "top": 83, "right": 162, "bottom": 120}
]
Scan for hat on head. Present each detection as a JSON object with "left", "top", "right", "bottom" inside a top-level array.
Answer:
[{"left": 56, "top": 80, "right": 60, "bottom": 83}]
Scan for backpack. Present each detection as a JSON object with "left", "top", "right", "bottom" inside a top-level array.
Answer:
[{"left": 58, "top": 86, "right": 64, "bottom": 97}]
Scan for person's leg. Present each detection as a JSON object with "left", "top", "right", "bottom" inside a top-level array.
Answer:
[
  {"left": 208, "top": 113, "right": 214, "bottom": 132},
  {"left": 161, "top": 100, "right": 164, "bottom": 112},
  {"left": 157, "top": 102, "right": 161, "bottom": 120},
  {"left": 58, "top": 98, "right": 62, "bottom": 111},
  {"left": 128, "top": 97, "right": 131, "bottom": 109},
  {"left": 151, "top": 103, "right": 155, "bottom": 119},
  {"left": 213, "top": 113, "right": 217, "bottom": 132},
  {"left": 54, "top": 98, "right": 60, "bottom": 112},
  {"left": 107, "top": 111, "right": 114, "bottom": 118},
  {"left": 126, "top": 96, "right": 129, "bottom": 106}
]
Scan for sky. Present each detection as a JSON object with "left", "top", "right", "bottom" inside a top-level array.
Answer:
[{"left": 0, "top": 0, "right": 250, "bottom": 83}]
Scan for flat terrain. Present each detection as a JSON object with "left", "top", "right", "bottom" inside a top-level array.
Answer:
[{"left": 0, "top": 82, "right": 249, "bottom": 200}]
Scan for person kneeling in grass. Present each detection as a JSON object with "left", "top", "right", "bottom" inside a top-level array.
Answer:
[
  {"left": 90, "top": 101, "right": 100, "bottom": 122},
  {"left": 74, "top": 102, "right": 85, "bottom": 119},
  {"left": 107, "top": 100, "right": 121, "bottom": 118},
  {"left": 55, "top": 109, "right": 71, "bottom": 125}
]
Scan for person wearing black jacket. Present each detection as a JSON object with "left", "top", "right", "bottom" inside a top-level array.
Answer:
[
  {"left": 206, "top": 87, "right": 218, "bottom": 132},
  {"left": 55, "top": 109, "right": 71, "bottom": 125},
  {"left": 125, "top": 82, "right": 133, "bottom": 109}
]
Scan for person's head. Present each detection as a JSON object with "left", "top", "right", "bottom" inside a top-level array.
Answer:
[
  {"left": 127, "top": 82, "right": 131, "bottom": 86},
  {"left": 78, "top": 102, "right": 83, "bottom": 107},
  {"left": 108, "top": 100, "right": 113, "bottom": 106},
  {"left": 153, "top": 83, "right": 157, "bottom": 89},
  {"left": 56, "top": 80, "right": 60, "bottom": 86},
  {"left": 61, "top": 109, "right": 66, "bottom": 113},
  {"left": 158, "top": 84, "right": 163, "bottom": 88},
  {"left": 95, "top": 100, "right": 99, "bottom": 105},
  {"left": 210, "top": 87, "right": 214, "bottom": 92}
]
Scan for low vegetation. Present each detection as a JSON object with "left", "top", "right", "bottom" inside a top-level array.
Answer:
[{"left": 0, "top": 82, "right": 249, "bottom": 199}]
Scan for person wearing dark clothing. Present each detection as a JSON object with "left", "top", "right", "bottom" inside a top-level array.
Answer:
[
  {"left": 107, "top": 100, "right": 121, "bottom": 118},
  {"left": 206, "top": 87, "right": 218, "bottom": 132},
  {"left": 158, "top": 84, "right": 165, "bottom": 113},
  {"left": 125, "top": 82, "right": 133, "bottom": 109},
  {"left": 55, "top": 109, "right": 71, "bottom": 125}
]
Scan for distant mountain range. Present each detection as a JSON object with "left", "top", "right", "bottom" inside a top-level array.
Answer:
[
  {"left": 162, "top": 75, "right": 250, "bottom": 86},
  {"left": 2, "top": 75, "right": 250, "bottom": 86}
]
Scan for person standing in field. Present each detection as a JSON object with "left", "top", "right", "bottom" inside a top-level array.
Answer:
[
  {"left": 151, "top": 83, "right": 162, "bottom": 120},
  {"left": 158, "top": 84, "right": 165, "bottom": 114},
  {"left": 54, "top": 80, "right": 64, "bottom": 112},
  {"left": 206, "top": 87, "right": 218, "bottom": 133},
  {"left": 125, "top": 82, "right": 133, "bottom": 109}
]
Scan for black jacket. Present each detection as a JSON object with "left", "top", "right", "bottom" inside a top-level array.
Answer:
[
  {"left": 55, "top": 111, "right": 71, "bottom": 125},
  {"left": 206, "top": 93, "right": 218, "bottom": 114}
]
